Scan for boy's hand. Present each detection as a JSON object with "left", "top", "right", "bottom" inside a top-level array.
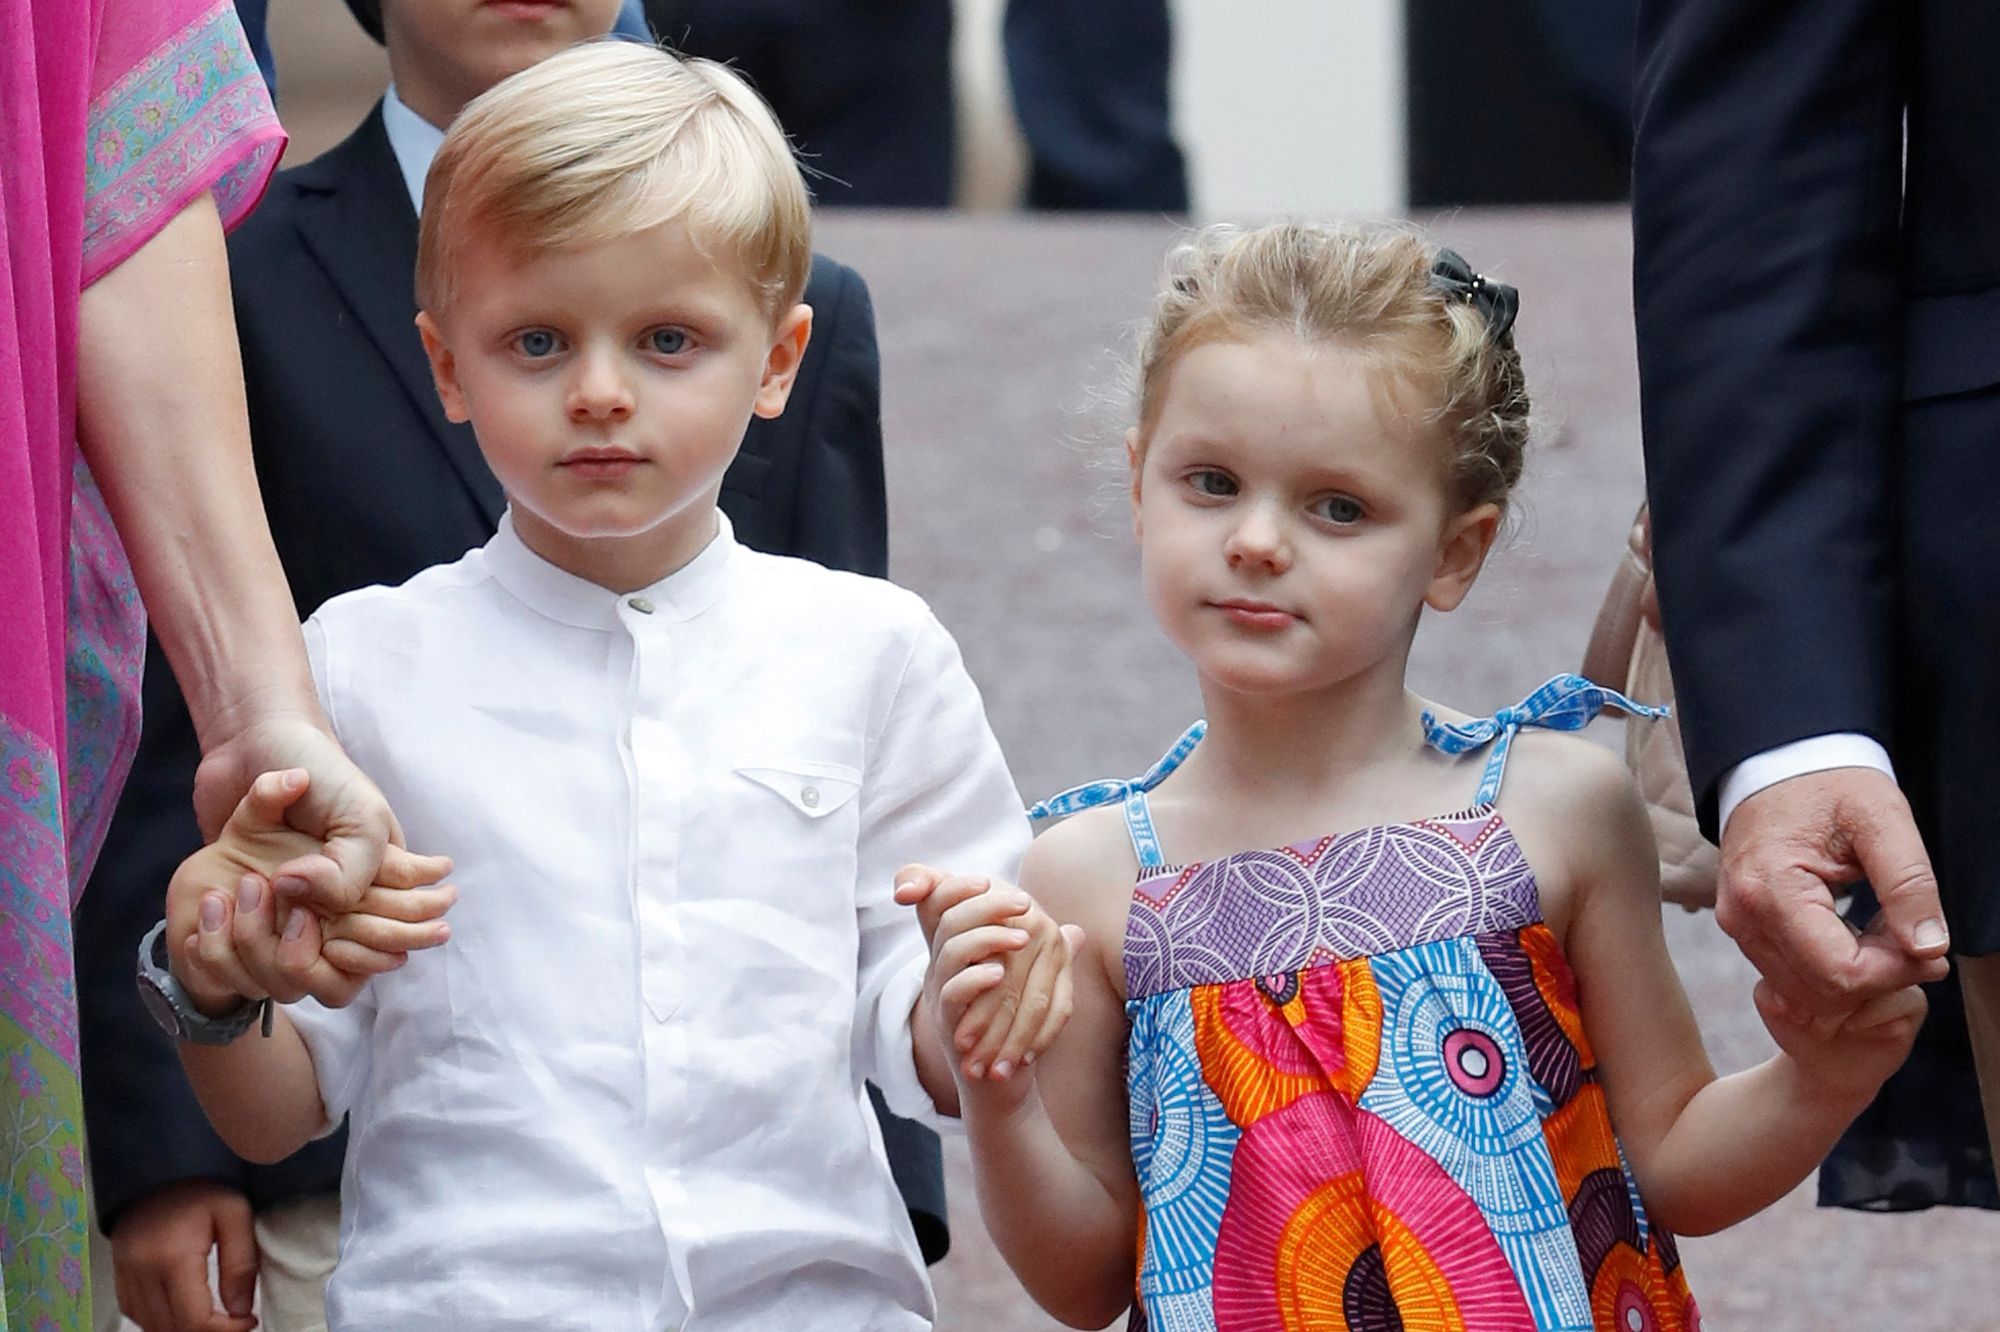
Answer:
[
  {"left": 897, "top": 865, "right": 1081, "bottom": 1090},
  {"left": 167, "top": 769, "right": 455, "bottom": 1011}
]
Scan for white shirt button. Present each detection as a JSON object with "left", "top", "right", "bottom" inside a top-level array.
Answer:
[
  {"left": 800, "top": 785, "right": 820, "bottom": 809},
  {"left": 627, "top": 596, "right": 655, "bottom": 614}
]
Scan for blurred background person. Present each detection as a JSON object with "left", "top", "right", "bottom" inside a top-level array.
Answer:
[{"left": 641, "top": 0, "right": 1188, "bottom": 211}]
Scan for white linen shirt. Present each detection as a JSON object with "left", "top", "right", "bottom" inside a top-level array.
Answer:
[{"left": 287, "top": 513, "right": 1028, "bottom": 1331}]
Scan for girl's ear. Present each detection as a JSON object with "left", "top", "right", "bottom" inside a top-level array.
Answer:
[
  {"left": 1425, "top": 501, "right": 1502, "bottom": 612},
  {"left": 1126, "top": 426, "right": 1145, "bottom": 541},
  {"left": 415, "top": 312, "right": 470, "bottom": 424}
]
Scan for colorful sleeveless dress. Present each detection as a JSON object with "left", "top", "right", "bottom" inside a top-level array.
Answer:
[{"left": 1030, "top": 676, "right": 1700, "bottom": 1332}]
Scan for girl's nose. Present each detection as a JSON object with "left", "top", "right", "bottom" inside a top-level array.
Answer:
[
  {"left": 566, "top": 350, "right": 635, "bottom": 422},
  {"left": 1224, "top": 503, "right": 1292, "bottom": 573}
]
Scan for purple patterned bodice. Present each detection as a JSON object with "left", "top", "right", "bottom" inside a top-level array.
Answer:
[{"left": 1123, "top": 807, "right": 1543, "bottom": 1000}]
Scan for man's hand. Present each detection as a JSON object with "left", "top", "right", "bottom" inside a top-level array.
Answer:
[
  {"left": 111, "top": 1179, "right": 259, "bottom": 1332},
  {"left": 193, "top": 710, "right": 401, "bottom": 919},
  {"left": 1719, "top": 767, "right": 1950, "bottom": 1022}
]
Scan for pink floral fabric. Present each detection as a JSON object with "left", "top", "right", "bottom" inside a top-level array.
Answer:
[{"left": 0, "top": 1, "right": 280, "bottom": 1325}]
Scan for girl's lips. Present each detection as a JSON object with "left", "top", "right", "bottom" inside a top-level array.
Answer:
[{"left": 1210, "top": 599, "right": 1297, "bottom": 631}]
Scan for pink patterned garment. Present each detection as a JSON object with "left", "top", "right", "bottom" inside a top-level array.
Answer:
[
  {"left": 1121, "top": 807, "right": 1700, "bottom": 1331},
  {"left": 0, "top": 0, "right": 280, "bottom": 1323}
]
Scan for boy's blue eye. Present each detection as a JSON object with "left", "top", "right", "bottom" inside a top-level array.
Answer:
[
  {"left": 1188, "top": 470, "right": 1236, "bottom": 497},
  {"left": 648, "top": 328, "right": 689, "bottom": 355},
  {"left": 516, "top": 330, "right": 559, "bottom": 358},
  {"left": 1314, "top": 495, "right": 1365, "bottom": 524}
]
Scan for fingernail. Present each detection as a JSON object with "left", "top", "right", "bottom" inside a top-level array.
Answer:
[
  {"left": 894, "top": 880, "right": 917, "bottom": 895},
  {"left": 1022, "top": 1051, "right": 1036, "bottom": 1067},
  {"left": 275, "top": 875, "right": 307, "bottom": 898},
  {"left": 200, "top": 895, "right": 225, "bottom": 932},
  {"left": 283, "top": 909, "right": 307, "bottom": 941},
  {"left": 281, "top": 769, "right": 305, "bottom": 791},
  {"left": 967, "top": 1062, "right": 984, "bottom": 1079},
  {"left": 1007, "top": 929, "right": 1030, "bottom": 944},
  {"left": 1916, "top": 919, "right": 1949, "bottom": 950},
  {"left": 992, "top": 1060, "right": 1013, "bottom": 1079},
  {"left": 236, "top": 876, "right": 262, "bottom": 913},
  {"left": 435, "top": 922, "right": 451, "bottom": 942}
]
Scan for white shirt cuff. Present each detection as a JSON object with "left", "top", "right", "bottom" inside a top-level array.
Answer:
[{"left": 1717, "top": 733, "right": 1898, "bottom": 836}]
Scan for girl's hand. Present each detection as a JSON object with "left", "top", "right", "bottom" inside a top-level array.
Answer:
[
  {"left": 1754, "top": 977, "right": 1925, "bottom": 1104},
  {"left": 898, "top": 866, "right": 1082, "bottom": 1094}
]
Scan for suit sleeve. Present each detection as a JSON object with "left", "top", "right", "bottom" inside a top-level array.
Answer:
[
  {"left": 75, "top": 639, "right": 250, "bottom": 1232},
  {"left": 1631, "top": 0, "right": 1909, "bottom": 837},
  {"left": 788, "top": 262, "right": 890, "bottom": 578}
]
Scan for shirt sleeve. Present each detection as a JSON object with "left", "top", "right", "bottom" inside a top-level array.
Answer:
[
  {"left": 1716, "top": 732, "right": 1898, "bottom": 836},
  {"left": 852, "top": 609, "right": 1030, "bottom": 1127},
  {"left": 285, "top": 983, "right": 377, "bottom": 1138}
]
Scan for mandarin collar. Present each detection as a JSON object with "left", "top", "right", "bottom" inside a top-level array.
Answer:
[{"left": 484, "top": 509, "right": 737, "bottom": 631}]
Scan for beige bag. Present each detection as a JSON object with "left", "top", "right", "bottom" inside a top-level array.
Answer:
[{"left": 1580, "top": 505, "right": 1718, "bottom": 912}]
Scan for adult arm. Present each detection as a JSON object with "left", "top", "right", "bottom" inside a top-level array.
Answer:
[
  {"left": 74, "top": 191, "right": 397, "bottom": 908},
  {"left": 1631, "top": 0, "right": 1948, "bottom": 1001}
]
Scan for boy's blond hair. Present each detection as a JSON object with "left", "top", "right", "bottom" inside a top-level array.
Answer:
[{"left": 416, "top": 40, "right": 811, "bottom": 317}]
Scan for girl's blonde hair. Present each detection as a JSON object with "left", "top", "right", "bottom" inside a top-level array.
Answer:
[
  {"left": 1134, "top": 222, "right": 1530, "bottom": 512},
  {"left": 416, "top": 40, "right": 811, "bottom": 317}
]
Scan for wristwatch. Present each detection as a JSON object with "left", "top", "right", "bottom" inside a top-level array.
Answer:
[{"left": 135, "top": 919, "right": 272, "bottom": 1045}]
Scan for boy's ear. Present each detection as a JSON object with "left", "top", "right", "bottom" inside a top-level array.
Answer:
[
  {"left": 1125, "top": 427, "right": 1145, "bottom": 541},
  {"left": 415, "top": 312, "right": 470, "bottom": 424},
  {"left": 1425, "top": 501, "right": 1502, "bottom": 613},
  {"left": 752, "top": 303, "right": 814, "bottom": 420}
]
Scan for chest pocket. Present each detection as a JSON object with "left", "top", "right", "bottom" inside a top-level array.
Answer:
[{"left": 733, "top": 755, "right": 863, "bottom": 819}]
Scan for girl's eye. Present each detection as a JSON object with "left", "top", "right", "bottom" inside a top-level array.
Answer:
[
  {"left": 515, "top": 330, "right": 561, "bottom": 358},
  {"left": 1313, "top": 495, "right": 1366, "bottom": 525},
  {"left": 1187, "top": 469, "right": 1237, "bottom": 497},
  {"left": 647, "top": 328, "right": 690, "bottom": 356}
]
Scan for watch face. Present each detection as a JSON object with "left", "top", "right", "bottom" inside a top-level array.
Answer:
[{"left": 137, "top": 976, "right": 183, "bottom": 1039}]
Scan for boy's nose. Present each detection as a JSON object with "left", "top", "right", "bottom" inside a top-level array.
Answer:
[
  {"left": 567, "top": 352, "right": 635, "bottom": 422},
  {"left": 1224, "top": 503, "right": 1292, "bottom": 573}
]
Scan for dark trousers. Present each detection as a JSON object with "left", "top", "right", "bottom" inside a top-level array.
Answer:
[{"left": 645, "top": 0, "right": 1186, "bottom": 211}]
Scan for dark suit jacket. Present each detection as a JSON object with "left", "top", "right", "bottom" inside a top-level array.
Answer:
[
  {"left": 1633, "top": 0, "right": 2000, "bottom": 947},
  {"left": 76, "top": 104, "right": 950, "bottom": 1258}
]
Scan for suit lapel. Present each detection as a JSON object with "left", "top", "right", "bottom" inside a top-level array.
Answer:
[{"left": 291, "top": 106, "right": 505, "bottom": 525}]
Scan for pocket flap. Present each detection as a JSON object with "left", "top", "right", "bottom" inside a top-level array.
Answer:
[{"left": 733, "top": 756, "right": 862, "bottom": 818}]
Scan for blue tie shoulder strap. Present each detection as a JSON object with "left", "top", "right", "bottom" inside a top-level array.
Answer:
[
  {"left": 1026, "top": 720, "right": 1206, "bottom": 869},
  {"left": 1420, "top": 672, "right": 1669, "bottom": 806}
]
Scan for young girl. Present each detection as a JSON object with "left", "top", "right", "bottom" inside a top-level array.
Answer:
[{"left": 913, "top": 222, "right": 1927, "bottom": 1331}]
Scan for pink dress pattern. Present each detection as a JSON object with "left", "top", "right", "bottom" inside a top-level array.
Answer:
[{"left": 1122, "top": 806, "right": 1701, "bottom": 1331}]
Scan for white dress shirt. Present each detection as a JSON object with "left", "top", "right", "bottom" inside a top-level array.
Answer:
[
  {"left": 1717, "top": 733, "right": 1899, "bottom": 835},
  {"left": 287, "top": 514, "right": 1028, "bottom": 1331},
  {"left": 379, "top": 83, "right": 444, "bottom": 213}
]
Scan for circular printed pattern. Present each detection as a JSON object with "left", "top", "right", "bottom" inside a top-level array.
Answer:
[
  {"left": 1127, "top": 991, "right": 1241, "bottom": 1296},
  {"left": 1443, "top": 1028, "right": 1505, "bottom": 1097},
  {"left": 1588, "top": 1242, "right": 1682, "bottom": 1332},
  {"left": 1211, "top": 1092, "right": 1535, "bottom": 1332}
]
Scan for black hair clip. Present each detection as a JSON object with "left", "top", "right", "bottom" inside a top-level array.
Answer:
[{"left": 1431, "top": 249, "right": 1520, "bottom": 344}]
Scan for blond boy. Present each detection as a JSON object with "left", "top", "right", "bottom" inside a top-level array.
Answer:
[{"left": 152, "top": 43, "right": 1054, "bottom": 1329}]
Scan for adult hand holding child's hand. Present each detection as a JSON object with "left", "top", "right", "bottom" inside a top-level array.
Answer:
[
  {"left": 897, "top": 864, "right": 1081, "bottom": 1100},
  {"left": 168, "top": 768, "right": 457, "bottom": 1013}
]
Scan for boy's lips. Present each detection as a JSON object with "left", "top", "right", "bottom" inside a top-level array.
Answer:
[
  {"left": 559, "top": 448, "right": 646, "bottom": 478},
  {"left": 484, "top": 0, "right": 567, "bottom": 20}
]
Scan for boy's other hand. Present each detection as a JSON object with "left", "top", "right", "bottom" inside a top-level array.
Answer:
[{"left": 898, "top": 866, "right": 1081, "bottom": 1092}]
